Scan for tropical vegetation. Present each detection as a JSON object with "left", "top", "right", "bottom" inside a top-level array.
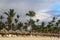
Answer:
[{"left": 0, "top": 9, "right": 60, "bottom": 36}]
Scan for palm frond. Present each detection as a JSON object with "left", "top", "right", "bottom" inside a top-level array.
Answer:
[
  {"left": 26, "top": 13, "right": 29, "bottom": 16},
  {"left": 4, "top": 12, "right": 9, "bottom": 16},
  {"left": 0, "top": 15, "right": 4, "bottom": 19}
]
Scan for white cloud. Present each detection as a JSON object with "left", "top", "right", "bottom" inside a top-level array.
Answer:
[
  {"left": 0, "top": 0, "right": 60, "bottom": 22},
  {"left": 33, "top": 10, "right": 53, "bottom": 22}
]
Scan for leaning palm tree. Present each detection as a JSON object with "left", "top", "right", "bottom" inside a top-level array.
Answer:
[
  {"left": 26, "top": 11, "right": 36, "bottom": 31},
  {"left": 4, "top": 9, "right": 15, "bottom": 30}
]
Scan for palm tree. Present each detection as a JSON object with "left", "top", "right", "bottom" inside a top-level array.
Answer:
[
  {"left": 56, "top": 20, "right": 60, "bottom": 33},
  {"left": 40, "top": 22, "right": 45, "bottom": 33},
  {"left": 46, "top": 22, "right": 52, "bottom": 33},
  {"left": 51, "top": 17, "right": 56, "bottom": 22},
  {"left": 0, "top": 15, "right": 4, "bottom": 21},
  {"left": 32, "top": 19, "right": 39, "bottom": 32},
  {"left": 51, "top": 17, "right": 56, "bottom": 33},
  {"left": 0, "top": 15, "right": 4, "bottom": 30},
  {"left": 23, "top": 22, "right": 28, "bottom": 31},
  {"left": 15, "top": 15, "right": 20, "bottom": 24},
  {"left": 15, "top": 15, "right": 23, "bottom": 31},
  {"left": 36, "top": 19, "right": 39, "bottom": 22},
  {"left": 4, "top": 9, "right": 15, "bottom": 30},
  {"left": 17, "top": 22, "right": 23, "bottom": 30},
  {"left": 26, "top": 11, "right": 36, "bottom": 31},
  {"left": 57, "top": 20, "right": 60, "bottom": 24},
  {"left": 0, "top": 15, "right": 7, "bottom": 36}
]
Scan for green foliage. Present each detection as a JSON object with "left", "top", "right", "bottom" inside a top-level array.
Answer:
[
  {"left": 26, "top": 11, "right": 36, "bottom": 17},
  {"left": 4, "top": 9, "right": 16, "bottom": 30},
  {"left": 0, "top": 9, "right": 60, "bottom": 34},
  {"left": 17, "top": 22, "right": 23, "bottom": 30}
]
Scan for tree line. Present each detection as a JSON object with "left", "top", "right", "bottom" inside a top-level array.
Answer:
[{"left": 0, "top": 9, "right": 60, "bottom": 34}]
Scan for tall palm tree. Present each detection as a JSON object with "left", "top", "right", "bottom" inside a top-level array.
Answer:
[
  {"left": 26, "top": 11, "right": 36, "bottom": 31},
  {"left": 4, "top": 9, "right": 15, "bottom": 30}
]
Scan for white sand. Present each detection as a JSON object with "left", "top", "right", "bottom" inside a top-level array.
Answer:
[{"left": 0, "top": 36, "right": 60, "bottom": 40}]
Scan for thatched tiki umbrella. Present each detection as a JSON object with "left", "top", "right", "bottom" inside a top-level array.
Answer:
[
  {"left": 21, "top": 30, "right": 29, "bottom": 35},
  {"left": 9, "top": 30, "right": 14, "bottom": 34},
  {"left": 16, "top": 30, "right": 22, "bottom": 36},
  {"left": 1, "top": 29, "right": 8, "bottom": 37},
  {"left": 8, "top": 30, "right": 14, "bottom": 37}
]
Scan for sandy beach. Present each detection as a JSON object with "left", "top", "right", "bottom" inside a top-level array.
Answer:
[{"left": 0, "top": 36, "right": 60, "bottom": 40}]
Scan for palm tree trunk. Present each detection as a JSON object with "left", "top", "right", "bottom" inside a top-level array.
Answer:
[
  {"left": 0, "top": 19, "right": 2, "bottom": 34},
  {"left": 30, "top": 17, "right": 32, "bottom": 32},
  {"left": 10, "top": 23, "right": 12, "bottom": 30},
  {"left": 10, "top": 17, "right": 13, "bottom": 30}
]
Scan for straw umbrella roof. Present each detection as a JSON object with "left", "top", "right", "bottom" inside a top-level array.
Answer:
[
  {"left": 16, "top": 30, "right": 22, "bottom": 34},
  {"left": 1, "top": 29, "right": 8, "bottom": 34},
  {"left": 13, "top": 31, "right": 16, "bottom": 33},
  {"left": 21, "top": 30, "right": 30, "bottom": 34},
  {"left": 8, "top": 30, "right": 14, "bottom": 34}
]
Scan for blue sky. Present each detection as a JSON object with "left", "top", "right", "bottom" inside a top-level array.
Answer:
[{"left": 0, "top": 0, "right": 60, "bottom": 22}]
